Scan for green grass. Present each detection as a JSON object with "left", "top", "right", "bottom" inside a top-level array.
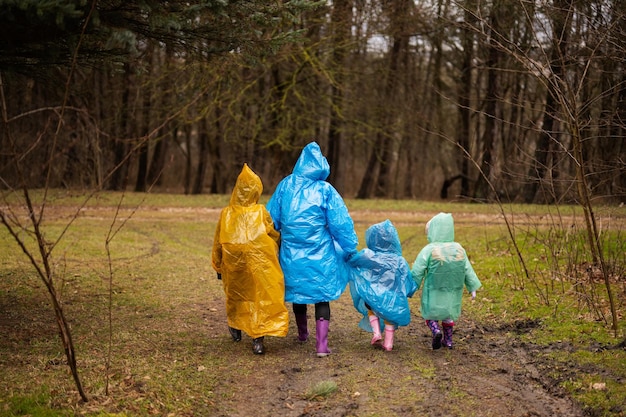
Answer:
[
  {"left": 305, "top": 380, "right": 338, "bottom": 400},
  {"left": 1, "top": 190, "right": 625, "bottom": 416},
  {"left": 0, "top": 388, "right": 64, "bottom": 417}
]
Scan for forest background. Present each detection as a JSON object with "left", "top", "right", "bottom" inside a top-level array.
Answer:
[{"left": 1, "top": 0, "right": 624, "bottom": 203}]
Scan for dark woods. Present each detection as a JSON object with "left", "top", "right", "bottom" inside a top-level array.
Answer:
[{"left": 1, "top": 0, "right": 624, "bottom": 203}]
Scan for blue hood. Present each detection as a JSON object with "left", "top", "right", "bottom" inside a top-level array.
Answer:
[
  {"left": 365, "top": 219, "right": 402, "bottom": 255},
  {"left": 292, "top": 142, "right": 330, "bottom": 181}
]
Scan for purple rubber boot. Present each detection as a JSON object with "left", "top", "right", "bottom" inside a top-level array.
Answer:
[
  {"left": 296, "top": 313, "right": 309, "bottom": 342},
  {"left": 316, "top": 318, "right": 331, "bottom": 357}
]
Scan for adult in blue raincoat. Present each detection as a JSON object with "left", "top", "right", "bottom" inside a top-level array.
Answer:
[
  {"left": 212, "top": 163, "right": 289, "bottom": 355},
  {"left": 349, "top": 220, "right": 417, "bottom": 351},
  {"left": 266, "top": 141, "right": 358, "bottom": 357},
  {"left": 411, "top": 212, "right": 482, "bottom": 350}
]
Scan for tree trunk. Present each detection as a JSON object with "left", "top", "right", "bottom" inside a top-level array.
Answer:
[
  {"left": 357, "top": 0, "right": 409, "bottom": 198},
  {"left": 474, "top": 3, "right": 501, "bottom": 201},
  {"left": 183, "top": 124, "right": 192, "bottom": 194},
  {"left": 134, "top": 86, "right": 150, "bottom": 192},
  {"left": 146, "top": 51, "right": 169, "bottom": 187},
  {"left": 458, "top": 0, "right": 475, "bottom": 198},
  {"left": 135, "top": 44, "right": 155, "bottom": 193},
  {"left": 326, "top": 0, "right": 352, "bottom": 194},
  {"left": 193, "top": 117, "right": 210, "bottom": 195},
  {"left": 356, "top": 137, "right": 382, "bottom": 199},
  {"left": 523, "top": 0, "right": 572, "bottom": 203},
  {"left": 107, "top": 64, "right": 132, "bottom": 191},
  {"left": 374, "top": 0, "right": 409, "bottom": 198}
]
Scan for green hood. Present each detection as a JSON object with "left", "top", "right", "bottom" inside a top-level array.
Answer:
[{"left": 426, "top": 212, "right": 455, "bottom": 243}]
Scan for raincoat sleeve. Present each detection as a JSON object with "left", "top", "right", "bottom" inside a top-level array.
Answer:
[
  {"left": 464, "top": 256, "right": 482, "bottom": 293},
  {"left": 411, "top": 245, "right": 431, "bottom": 290},
  {"left": 211, "top": 210, "right": 225, "bottom": 274},
  {"left": 266, "top": 183, "right": 283, "bottom": 231},
  {"left": 262, "top": 206, "right": 280, "bottom": 246},
  {"left": 325, "top": 187, "right": 358, "bottom": 256},
  {"left": 402, "top": 259, "right": 418, "bottom": 298},
  {"left": 347, "top": 249, "right": 374, "bottom": 331}
]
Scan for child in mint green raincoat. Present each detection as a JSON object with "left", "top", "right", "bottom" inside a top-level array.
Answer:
[{"left": 411, "top": 213, "right": 481, "bottom": 349}]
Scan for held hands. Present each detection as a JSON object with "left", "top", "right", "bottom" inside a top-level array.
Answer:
[{"left": 344, "top": 250, "right": 358, "bottom": 266}]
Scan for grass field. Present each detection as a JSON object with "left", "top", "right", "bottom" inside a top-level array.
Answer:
[{"left": 0, "top": 190, "right": 625, "bottom": 416}]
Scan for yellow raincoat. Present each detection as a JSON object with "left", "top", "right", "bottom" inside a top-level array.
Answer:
[{"left": 212, "top": 164, "right": 289, "bottom": 338}]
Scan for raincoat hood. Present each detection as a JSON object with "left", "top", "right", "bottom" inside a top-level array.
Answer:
[
  {"left": 365, "top": 219, "right": 402, "bottom": 255},
  {"left": 292, "top": 142, "right": 330, "bottom": 181},
  {"left": 427, "top": 212, "right": 455, "bottom": 243},
  {"left": 230, "top": 163, "right": 262, "bottom": 207}
]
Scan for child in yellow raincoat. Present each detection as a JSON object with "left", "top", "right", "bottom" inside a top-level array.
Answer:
[{"left": 212, "top": 163, "right": 289, "bottom": 354}]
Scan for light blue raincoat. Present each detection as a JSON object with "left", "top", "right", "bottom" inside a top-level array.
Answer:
[
  {"left": 349, "top": 220, "right": 417, "bottom": 330},
  {"left": 411, "top": 212, "right": 482, "bottom": 321},
  {"left": 266, "top": 142, "right": 358, "bottom": 304}
]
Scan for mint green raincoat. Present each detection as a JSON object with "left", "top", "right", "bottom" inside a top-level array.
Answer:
[{"left": 411, "top": 213, "right": 481, "bottom": 321}]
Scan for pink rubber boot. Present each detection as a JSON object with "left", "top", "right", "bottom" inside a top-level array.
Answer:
[
  {"left": 382, "top": 325, "right": 395, "bottom": 352},
  {"left": 369, "top": 315, "right": 382, "bottom": 346}
]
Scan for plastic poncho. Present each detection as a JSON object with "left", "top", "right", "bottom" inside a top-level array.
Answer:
[
  {"left": 349, "top": 220, "right": 417, "bottom": 330},
  {"left": 410, "top": 212, "right": 482, "bottom": 321},
  {"left": 212, "top": 163, "right": 289, "bottom": 338},
  {"left": 266, "top": 142, "right": 358, "bottom": 304}
]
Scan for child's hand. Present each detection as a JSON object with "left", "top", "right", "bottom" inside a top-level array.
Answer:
[{"left": 471, "top": 291, "right": 476, "bottom": 300}]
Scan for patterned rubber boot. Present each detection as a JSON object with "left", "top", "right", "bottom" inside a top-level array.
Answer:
[
  {"left": 382, "top": 325, "right": 395, "bottom": 352},
  {"left": 369, "top": 315, "right": 382, "bottom": 346},
  {"left": 442, "top": 321, "right": 455, "bottom": 349},
  {"left": 315, "top": 318, "right": 331, "bottom": 357},
  {"left": 426, "top": 320, "right": 442, "bottom": 350},
  {"left": 295, "top": 313, "right": 309, "bottom": 342}
]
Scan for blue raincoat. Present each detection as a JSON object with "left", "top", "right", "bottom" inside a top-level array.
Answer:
[
  {"left": 266, "top": 142, "right": 358, "bottom": 304},
  {"left": 411, "top": 212, "right": 482, "bottom": 321},
  {"left": 349, "top": 220, "right": 417, "bottom": 330}
]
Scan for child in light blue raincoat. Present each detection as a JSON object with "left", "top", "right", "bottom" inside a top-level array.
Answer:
[
  {"left": 349, "top": 220, "right": 417, "bottom": 351},
  {"left": 266, "top": 141, "right": 358, "bottom": 357},
  {"left": 411, "top": 212, "right": 481, "bottom": 349}
]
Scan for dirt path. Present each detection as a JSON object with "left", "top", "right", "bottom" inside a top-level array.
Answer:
[
  {"left": 205, "top": 292, "right": 585, "bottom": 417},
  {"left": 201, "top": 207, "right": 594, "bottom": 417}
]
